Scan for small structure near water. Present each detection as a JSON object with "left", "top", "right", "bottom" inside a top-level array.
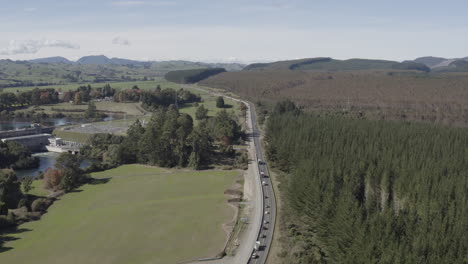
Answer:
[{"left": 46, "top": 137, "right": 83, "bottom": 155}]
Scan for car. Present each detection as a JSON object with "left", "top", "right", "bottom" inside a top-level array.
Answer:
[
  {"left": 257, "top": 158, "right": 263, "bottom": 164},
  {"left": 251, "top": 252, "right": 258, "bottom": 259},
  {"left": 265, "top": 211, "right": 270, "bottom": 215}
]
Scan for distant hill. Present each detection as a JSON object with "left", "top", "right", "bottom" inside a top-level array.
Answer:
[
  {"left": 413, "top": 56, "right": 468, "bottom": 72},
  {"left": 413, "top": 57, "right": 447, "bottom": 68},
  {"left": 76, "top": 55, "right": 113, "bottom": 65},
  {"left": 29, "top": 56, "right": 73, "bottom": 64},
  {"left": 27, "top": 55, "right": 245, "bottom": 71},
  {"left": 0, "top": 56, "right": 242, "bottom": 89},
  {"left": 165, "top": 68, "right": 226, "bottom": 84},
  {"left": 243, "top": 58, "right": 429, "bottom": 72}
]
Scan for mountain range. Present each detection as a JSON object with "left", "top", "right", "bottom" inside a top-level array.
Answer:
[
  {"left": 26, "top": 55, "right": 245, "bottom": 71},
  {"left": 26, "top": 55, "right": 468, "bottom": 73}
]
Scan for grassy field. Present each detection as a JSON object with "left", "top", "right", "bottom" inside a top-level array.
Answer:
[
  {"left": 53, "top": 129, "right": 93, "bottom": 143},
  {"left": 23, "top": 180, "right": 50, "bottom": 197},
  {"left": 19, "top": 101, "right": 146, "bottom": 116},
  {"left": 1, "top": 79, "right": 179, "bottom": 93},
  {"left": 0, "top": 164, "right": 240, "bottom": 264}
]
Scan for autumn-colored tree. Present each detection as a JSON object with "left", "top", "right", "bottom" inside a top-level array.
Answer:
[
  {"left": 62, "top": 91, "right": 72, "bottom": 102},
  {"left": 74, "top": 92, "right": 82, "bottom": 105},
  {"left": 43, "top": 168, "right": 63, "bottom": 191},
  {"left": 39, "top": 92, "right": 51, "bottom": 104}
]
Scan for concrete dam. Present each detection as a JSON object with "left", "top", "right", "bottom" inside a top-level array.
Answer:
[
  {"left": 1, "top": 134, "right": 52, "bottom": 152},
  {"left": 0, "top": 124, "right": 55, "bottom": 139},
  {"left": 0, "top": 125, "right": 83, "bottom": 154}
]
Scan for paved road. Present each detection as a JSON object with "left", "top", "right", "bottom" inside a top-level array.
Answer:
[
  {"left": 246, "top": 103, "right": 277, "bottom": 264},
  {"left": 184, "top": 85, "right": 277, "bottom": 264}
]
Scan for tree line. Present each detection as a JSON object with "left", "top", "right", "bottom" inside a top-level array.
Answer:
[
  {"left": 1, "top": 153, "right": 87, "bottom": 233},
  {"left": 265, "top": 101, "right": 468, "bottom": 264},
  {"left": 81, "top": 105, "right": 242, "bottom": 170},
  {"left": 0, "top": 141, "right": 39, "bottom": 170}
]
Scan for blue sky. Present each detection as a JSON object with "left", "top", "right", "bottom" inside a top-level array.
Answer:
[{"left": 1, "top": 0, "right": 467, "bottom": 62}]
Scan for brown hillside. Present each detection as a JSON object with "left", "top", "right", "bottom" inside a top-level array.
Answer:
[{"left": 200, "top": 71, "right": 468, "bottom": 126}]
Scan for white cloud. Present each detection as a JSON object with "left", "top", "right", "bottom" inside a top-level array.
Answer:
[
  {"left": 0, "top": 39, "right": 80, "bottom": 55},
  {"left": 112, "top": 36, "right": 131, "bottom": 46}
]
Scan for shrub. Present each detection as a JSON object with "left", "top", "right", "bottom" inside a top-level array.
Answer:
[{"left": 31, "top": 198, "right": 48, "bottom": 212}]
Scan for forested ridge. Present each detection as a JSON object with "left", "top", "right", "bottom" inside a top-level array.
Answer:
[{"left": 265, "top": 108, "right": 468, "bottom": 263}]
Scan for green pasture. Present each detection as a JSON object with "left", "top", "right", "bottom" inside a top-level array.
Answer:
[{"left": 0, "top": 164, "right": 239, "bottom": 264}]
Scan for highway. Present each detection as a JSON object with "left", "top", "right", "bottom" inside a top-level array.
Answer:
[
  {"left": 184, "top": 85, "right": 276, "bottom": 264},
  {"left": 246, "top": 103, "right": 276, "bottom": 264}
]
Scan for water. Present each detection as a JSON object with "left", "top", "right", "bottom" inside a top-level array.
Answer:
[
  {"left": 15, "top": 152, "right": 93, "bottom": 179},
  {"left": 0, "top": 115, "right": 118, "bottom": 132}
]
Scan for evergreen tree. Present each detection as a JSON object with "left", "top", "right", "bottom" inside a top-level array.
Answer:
[
  {"left": 216, "top": 96, "right": 225, "bottom": 108},
  {"left": 195, "top": 104, "right": 208, "bottom": 120},
  {"left": 84, "top": 101, "right": 97, "bottom": 119},
  {"left": 265, "top": 103, "right": 468, "bottom": 264}
]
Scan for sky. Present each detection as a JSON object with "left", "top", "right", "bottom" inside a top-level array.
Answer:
[{"left": 1, "top": 0, "right": 468, "bottom": 63}]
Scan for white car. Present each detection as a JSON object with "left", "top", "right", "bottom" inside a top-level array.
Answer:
[{"left": 251, "top": 252, "right": 258, "bottom": 259}]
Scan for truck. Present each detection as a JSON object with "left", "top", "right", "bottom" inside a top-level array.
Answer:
[
  {"left": 251, "top": 252, "right": 258, "bottom": 259},
  {"left": 254, "top": 240, "right": 261, "bottom": 250}
]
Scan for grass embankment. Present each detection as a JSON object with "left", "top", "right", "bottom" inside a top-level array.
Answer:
[
  {"left": 0, "top": 164, "right": 240, "bottom": 264},
  {"left": 52, "top": 130, "right": 92, "bottom": 143}
]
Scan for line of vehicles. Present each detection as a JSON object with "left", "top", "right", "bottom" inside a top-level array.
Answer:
[{"left": 251, "top": 158, "right": 271, "bottom": 260}]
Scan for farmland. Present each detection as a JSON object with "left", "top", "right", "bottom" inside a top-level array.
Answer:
[{"left": 0, "top": 165, "right": 241, "bottom": 264}]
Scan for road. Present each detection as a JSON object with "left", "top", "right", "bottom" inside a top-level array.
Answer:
[
  {"left": 184, "top": 85, "right": 277, "bottom": 264},
  {"left": 246, "top": 102, "right": 277, "bottom": 264}
]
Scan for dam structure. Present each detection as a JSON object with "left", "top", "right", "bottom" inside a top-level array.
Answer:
[
  {"left": 1, "top": 124, "right": 84, "bottom": 154},
  {"left": 1, "top": 134, "right": 52, "bottom": 152},
  {"left": 0, "top": 124, "right": 55, "bottom": 139}
]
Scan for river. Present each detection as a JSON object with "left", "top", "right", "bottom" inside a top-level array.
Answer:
[
  {"left": 15, "top": 152, "right": 93, "bottom": 179},
  {"left": 0, "top": 115, "right": 117, "bottom": 131}
]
